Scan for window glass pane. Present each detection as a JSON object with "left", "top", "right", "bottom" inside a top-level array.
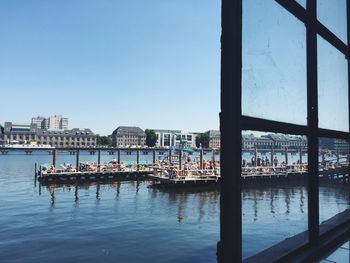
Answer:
[
  {"left": 317, "top": 0, "right": 347, "bottom": 43},
  {"left": 319, "top": 138, "right": 350, "bottom": 224},
  {"left": 242, "top": 0, "right": 307, "bottom": 125},
  {"left": 242, "top": 131, "right": 308, "bottom": 259},
  {"left": 318, "top": 36, "right": 349, "bottom": 132}
]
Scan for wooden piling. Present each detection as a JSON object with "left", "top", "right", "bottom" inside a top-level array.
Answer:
[
  {"left": 153, "top": 150, "right": 156, "bottom": 164},
  {"left": 212, "top": 149, "right": 216, "bottom": 168},
  {"left": 117, "top": 150, "right": 121, "bottom": 164},
  {"left": 200, "top": 149, "right": 204, "bottom": 169},
  {"left": 76, "top": 149, "right": 80, "bottom": 172},
  {"left": 52, "top": 149, "right": 57, "bottom": 167},
  {"left": 337, "top": 150, "right": 340, "bottom": 163},
  {"left": 136, "top": 150, "right": 140, "bottom": 170},
  {"left": 299, "top": 147, "right": 303, "bottom": 164},
  {"left": 34, "top": 162, "right": 38, "bottom": 178},
  {"left": 98, "top": 149, "right": 101, "bottom": 171},
  {"left": 285, "top": 147, "right": 288, "bottom": 165},
  {"left": 179, "top": 150, "right": 183, "bottom": 170},
  {"left": 169, "top": 149, "right": 172, "bottom": 163},
  {"left": 254, "top": 148, "right": 258, "bottom": 167},
  {"left": 271, "top": 148, "right": 274, "bottom": 167}
]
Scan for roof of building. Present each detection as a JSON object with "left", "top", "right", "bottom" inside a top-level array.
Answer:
[
  {"left": 112, "top": 126, "right": 146, "bottom": 136},
  {"left": 152, "top": 129, "right": 181, "bottom": 134}
]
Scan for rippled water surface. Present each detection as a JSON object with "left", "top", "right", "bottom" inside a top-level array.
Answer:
[{"left": 0, "top": 152, "right": 349, "bottom": 262}]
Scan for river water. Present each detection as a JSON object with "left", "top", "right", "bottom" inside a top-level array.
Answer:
[{"left": 0, "top": 151, "right": 349, "bottom": 262}]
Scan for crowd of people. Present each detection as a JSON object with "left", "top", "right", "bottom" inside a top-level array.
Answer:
[
  {"left": 154, "top": 156, "right": 220, "bottom": 178},
  {"left": 242, "top": 156, "right": 279, "bottom": 167}
]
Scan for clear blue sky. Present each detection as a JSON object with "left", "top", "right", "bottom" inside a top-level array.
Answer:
[
  {"left": 1, "top": 0, "right": 348, "bottom": 135},
  {"left": 0, "top": 0, "right": 221, "bottom": 135}
]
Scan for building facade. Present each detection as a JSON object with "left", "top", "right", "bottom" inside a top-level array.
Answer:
[
  {"left": 112, "top": 126, "right": 146, "bottom": 147},
  {"left": 1, "top": 122, "right": 96, "bottom": 147},
  {"left": 174, "top": 133, "right": 196, "bottom": 148},
  {"left": 48, "top": 115, "right": 69, "bottom": 130},
  {"left": 36, "top": 128, "right": 96, "bottom": 147},
  {"left": 242, "top": 133, "right": 307, "bottom": 150},
  {"left": 2, "top": 122, "right": 37, "bottom": 144},
  {"left": 153, "top": 129, "right": 181, "bottom": 147},
  {"left": 31, "top": 115, "right": 69, "bottom": 130},
  {"left": 207, "top": 130, "right": 221, "bottom": 149},
  {"left": 31, "top": 116, "right": 49, "bottom": 129},
  {"left": 0, "top": 125, "right": 3, "bottom": 145}
]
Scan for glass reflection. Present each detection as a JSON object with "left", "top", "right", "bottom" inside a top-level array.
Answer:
[
  {"left": 318, "top": 0, "right": 347, "bottom": 43},
  {"left": 242, "top": 0, "right": 307, "bottom": 124},
  {"left": 318, "top": 36, "right": 349, "bottom": 132},
  {"left": 319, "top": 138, "right": 350, "bottom": 224}
]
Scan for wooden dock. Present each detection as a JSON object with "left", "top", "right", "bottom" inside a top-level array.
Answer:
[{"left": 38, "top": 170, "right": 151, "bottom": 184}]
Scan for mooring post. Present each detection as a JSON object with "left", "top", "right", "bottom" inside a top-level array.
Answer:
[
  {"left": 200, "top": 149, "right": 204, "bottom": 170},
  {"left": 52, "top": 149, "right": 57, "bottom": 167},
  {"left": 97, "top": 149, "right": 101, "bottom": 172},
  {"left": 212, "top": 149, "right": 216, "bottom": 169},
  {"left": 299, "top": 147, "right": 303, "bottom": 165},
  {"left": 271, "top": 148, "right": 274, "bottom": 167},
  {"left": 39, "top": 165, "right": 42, "bottom": 177},
  {"left": 254, "top": 148, "right": 258, "bottom": 167},
  {"left": 153, "top": 150, "right": 156, "bottom": 165},
  {"left": 285, "top": 147, "right": 288, "bottom": 165},
  {"left": 76, "top": 149, "right": 80, "bottom": 172},
  {"left": 34, "top": 162, "right": 38, "bottom": 179},
  {"left": 117, "top": 149, "right": 121, "bottom": 164},
  {"left": 136, "top": 150, "right": 140, "bottom": 170},
  {"left": 169, "top": 149, "right": 172, "bottom": 164},
  {"left": 336, "top": 150, "right": 340, "bottom": 164},
  {"left": 322, "top": 151, "right": 325, "bottom": 164},
  {"left": 179, "top": 150, "right": 183, "bottom": 171}
]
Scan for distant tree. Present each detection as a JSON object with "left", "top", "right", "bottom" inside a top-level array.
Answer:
[
  {"left": 96, "top": 135, "right": 112, "bottom": 146},
  {"left": 195, "top": 133, "right": 209, "bottom": 148},
  {"left": 195, "top": 135, "right": 201, "bottom": 148},
  {"left": 145, "top": 129, "right": 158, "bottom": 147}
]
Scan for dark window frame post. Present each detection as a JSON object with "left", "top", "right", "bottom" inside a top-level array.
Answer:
[
  {"left": 306, "top": 0, "right": 320, "bottom": 245},
  {"left": 219, "top": 0, "right": 242, "bottom": 262}
]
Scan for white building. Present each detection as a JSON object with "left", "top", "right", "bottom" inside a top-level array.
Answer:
[
  {"left": 207, "top": 130, "right": 221, "bottom": 149},
  {"left": 48, "top": 115, "right": 69, "bottom": 130},
  {"left": 31, "top": 116, "right": 49, "bottom": 129},
  {"left": 175, "top": 133, "right": 196, "bottom": 148},
  {"left": 153, "top": 129, "right": 181, "bottom": 147}
]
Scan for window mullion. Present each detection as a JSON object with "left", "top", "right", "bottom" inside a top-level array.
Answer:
[{"left": 306, "top": 0, "right": 320, "bottom": 245}]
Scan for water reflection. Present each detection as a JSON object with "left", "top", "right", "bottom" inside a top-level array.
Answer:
[
  {"left": 48, "top": 185, "right": 55, "bottom": 208},
  {"left": 96, "top": 183, "right": 101, "bottom": 201},
  {"left": 40, "top": 181, "right": 350, "bottom": 225},
  {"left": 74, "top": 185, "right": 79, "bottom": 205}
]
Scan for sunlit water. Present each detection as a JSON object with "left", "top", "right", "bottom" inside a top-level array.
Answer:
[{"left": 0, "top": 152, "right": 349, "bottom": 262}]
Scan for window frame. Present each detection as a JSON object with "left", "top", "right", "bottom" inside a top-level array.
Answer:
[{"left": 219, "top": 0, "right": 350, "bottom": 261}]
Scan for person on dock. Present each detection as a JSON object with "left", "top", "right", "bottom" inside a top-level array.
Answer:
[
  {"left": 265, "top": 156, "right": 269, "bottom": 166},
  {"left": 273, "top": 156, "right": 278, "bottom": 167},
  {"left": 48, "top": 165, "right": 56, "bottom": 173},
  {"left": 251, "top": 156, "right": 255, "bottom": 167},
  {"left": 257, "top": 156, "right": 261, "bottom": 167},
  {"left": 242, "top": 159, "right": 246, "bottom": 167}
]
